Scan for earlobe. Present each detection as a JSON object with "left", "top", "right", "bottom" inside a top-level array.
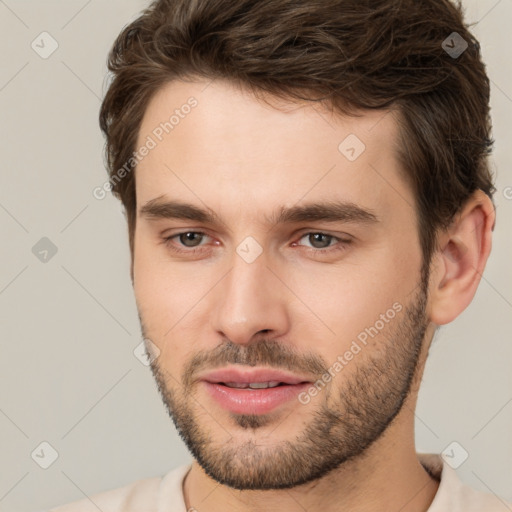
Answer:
[{"left": 428, "top": 190, "right": 495, "bottom": 325}]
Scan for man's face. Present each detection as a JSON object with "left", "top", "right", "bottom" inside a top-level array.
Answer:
[{"left": 132, "top": 79, "right": 431, "bottom": 490}]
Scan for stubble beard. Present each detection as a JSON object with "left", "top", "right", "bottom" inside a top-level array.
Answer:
[{"left": 144, "top": 278, "right": 430, "bottom": 490}]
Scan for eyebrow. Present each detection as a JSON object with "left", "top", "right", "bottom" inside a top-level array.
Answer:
[{"left": 139, "top": 196, "right": 379, "bottom": 228}]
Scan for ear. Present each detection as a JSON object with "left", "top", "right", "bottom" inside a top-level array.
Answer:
[{"left": 428, "top": 190, "right": 495, "bottom": 325}]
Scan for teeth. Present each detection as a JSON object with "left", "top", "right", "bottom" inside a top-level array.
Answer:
[
  {"left": 249, "top": 381, "right": 279, "bottom": 389},
  {"left": 224, "top": 382, "right": 249, "bottom": 388},
  {"left": 223, "top": 381, "right": 282, "bottom": 389}
]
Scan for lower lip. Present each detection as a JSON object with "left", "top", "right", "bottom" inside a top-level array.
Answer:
[{"left": 202, "top": 382, "right": 310, "bottom": 415}]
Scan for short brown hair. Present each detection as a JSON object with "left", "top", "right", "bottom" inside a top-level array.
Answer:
[{"left": 99, "top": 0, "right": 495, "bottom": 279}]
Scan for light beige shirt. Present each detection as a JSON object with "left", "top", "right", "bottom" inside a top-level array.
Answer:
[{"left": 49, "top": 453, "right": 510, "bottom": 511}]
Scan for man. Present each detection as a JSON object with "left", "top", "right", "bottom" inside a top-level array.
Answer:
[{"left": 52, "top": 0, "right": 510, "bottom": 510}]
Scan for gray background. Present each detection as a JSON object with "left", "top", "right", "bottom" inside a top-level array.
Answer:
[{"left": 0, "top": 1, "right": 511, "bottom": 510}]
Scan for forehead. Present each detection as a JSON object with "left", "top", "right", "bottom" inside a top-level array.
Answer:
[
  {"left": 137, "top": 78, "right": 400, "bottom": 152},
  {"left": 135, "top": 78, "right": 411, "bottom": 224}
]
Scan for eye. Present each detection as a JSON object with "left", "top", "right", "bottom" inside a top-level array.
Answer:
[
  {"left": 175, "top": 232, "right": 207, "bottom": 247},
  {"left": 162, "top": 231, "right": 211, "bottom": 254},
  {"left": 298, "top": 233, "right": 337, "bottom": 249},
  {"left": 161, "top": 231, "right": 352, "bottom": 257},
  {"left": 293, "top": 232, "right": 352, "bottom": 255}
]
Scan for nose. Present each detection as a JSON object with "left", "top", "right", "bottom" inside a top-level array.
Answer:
[{"left": 210, "top": 248, "right": 291, "bottom": 346}]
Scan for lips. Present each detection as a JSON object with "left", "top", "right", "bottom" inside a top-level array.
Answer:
[
  {"left": 198, "top": 367, "right": 313, "bottom": 415},
  {"left": 198, "top": 367, "right": 311, "bottom": 387}
]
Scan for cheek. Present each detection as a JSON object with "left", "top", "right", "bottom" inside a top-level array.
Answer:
[
  {"left": 289, "top": 272, "right": 390, "bottom": 351},
  {"left": 133, "top": 234, "right": 220, "bottom": 369},
  {"left": 286, "top": 247, "right": 418, "bottom": 356},
  {"left": 133, "top": 232, "right": 184, "bottom": 339}
]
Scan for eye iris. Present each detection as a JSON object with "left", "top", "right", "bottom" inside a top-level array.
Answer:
[
  {"left": 309, "top": 233, "right": 332, "bottom": 249},
  {"left": 180, "top": 232, "right": 202, "bottom": 247}
]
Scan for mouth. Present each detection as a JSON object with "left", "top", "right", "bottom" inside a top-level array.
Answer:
[
  {"left": 198, "top": 367, "right": 313, "bottom": 415},
  {"left": 218, "top": 381, "right": 288, "bottom": 389}
]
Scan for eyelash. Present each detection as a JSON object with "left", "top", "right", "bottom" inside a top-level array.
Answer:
[{"left": 161, "top": 231, "right": 352, "bottom": 257}]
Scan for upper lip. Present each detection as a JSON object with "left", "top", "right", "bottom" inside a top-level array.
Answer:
[{"left": 198, "top": 367, "right": 313, "bottom": 385}]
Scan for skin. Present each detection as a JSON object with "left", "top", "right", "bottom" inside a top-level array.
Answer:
[{"left": 132, "top": 78, "right": 495, "bottom": 512}]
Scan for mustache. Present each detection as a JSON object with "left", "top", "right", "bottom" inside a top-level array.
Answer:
[{"left": 182, "top": 338, "right": 328, "bottom": 389}]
